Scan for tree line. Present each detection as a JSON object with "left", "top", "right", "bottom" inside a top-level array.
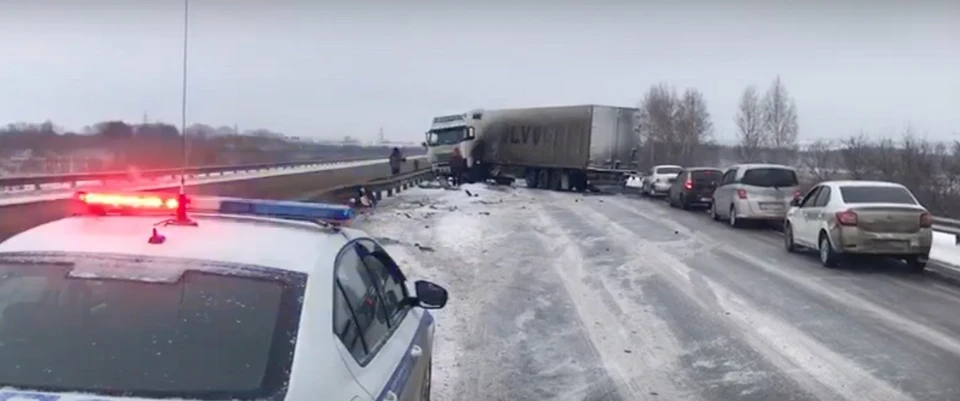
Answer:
[
  {"left": 0, "top": 120, "right": 422, "bottom": 175},
  {"left": 636, "top": 75, "right": 799, "bottom": 169},
  {"left": 635, "top": 77, "right": 960, "bottom": 218}
]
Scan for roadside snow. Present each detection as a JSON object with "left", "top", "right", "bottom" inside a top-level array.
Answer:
[
  {"left": 354, "top": 182, "right": 507, "bottom": 400},
  {"left": 931, "top": 231, "right": 960, "bottom": 270}
]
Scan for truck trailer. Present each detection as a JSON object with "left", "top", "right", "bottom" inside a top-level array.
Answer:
[{"left": 459, "top": 104, "right": 641, "bottom": 191}]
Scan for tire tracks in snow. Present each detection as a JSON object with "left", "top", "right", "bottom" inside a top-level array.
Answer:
[
  {"left": 361, "top": 186, "right": 625, "bottom": 400},
  {"left": 540, "top": 191, "right": 915, "bottom": 401}
]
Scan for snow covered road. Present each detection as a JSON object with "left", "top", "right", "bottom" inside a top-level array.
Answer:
[{"left": 356, "top": 183, "right": 960, "bottom": 401}]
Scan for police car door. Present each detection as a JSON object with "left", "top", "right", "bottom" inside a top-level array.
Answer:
[{"left": 334, "top": 240, "right": 428, "bottom": 401}]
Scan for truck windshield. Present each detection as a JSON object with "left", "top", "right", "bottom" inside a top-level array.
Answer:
[
  {"left": 427, "top": 128, "right": 465, "bottom": 146},
  {"left": 0, "top": 252, "right": 304, "bottom": 400}
]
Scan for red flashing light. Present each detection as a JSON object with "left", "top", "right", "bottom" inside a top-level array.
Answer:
[
  {"left": 920, "top": 212, "right": 933, "bottom": 228},
  {"left": 77, "top": 192, "right": 179, "bottom": 210},
  {"left": 736, "top": 189, "right": 748, "bottom": 199},
  {"left": 683, "top": 179, "right": 693, "bottom": 190},
  {"left": 836, "top": 210, "right": 858, "bottom": 226}
]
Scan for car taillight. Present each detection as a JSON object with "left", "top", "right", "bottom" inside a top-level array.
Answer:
[
  {"left": 836, "top": 210, "right": 858, "bottom": 226},
  {"left": 793, "top": 190, "right": 801, "bottom": 199},
  {"left": 683, "top": 179, "right": 693, "bottom": 190},
  {"left": 736, "top": 189, "right": 748, "bottom": 199},
  {"left": 920, "top": 212, "right": 933, "bottom": 228}
]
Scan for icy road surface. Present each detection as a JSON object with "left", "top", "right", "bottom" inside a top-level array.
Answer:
[{"left": 355, "top": 183, "right": 960, "bottom": 401}]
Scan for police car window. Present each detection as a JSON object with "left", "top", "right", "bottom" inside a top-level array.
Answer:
[
  {"left": 356, "top": 240, "right": 410, "bottom": 327},
  {"left": 0, "top": 255, "right": 303, "bottom": 399},
  {"left": 335, "top": 245, "right": 392, "bottom": 361},
  {"left": 333, "top": 281, "right": 365, "bottom": 361}
]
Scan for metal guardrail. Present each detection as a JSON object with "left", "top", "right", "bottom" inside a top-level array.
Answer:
[
  {"left": 300, "top": 169, "right": 435, "bottom": 204},
  {"left": 933, "top": 217, "right": 960, "bottom": 244},
  {"left": 0, "top": 156, "right": 424, "bottom": 190}
]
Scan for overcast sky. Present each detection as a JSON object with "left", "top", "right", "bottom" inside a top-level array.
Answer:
[{"left": 0, "top": 1, "right": 957, "bottom": 143}]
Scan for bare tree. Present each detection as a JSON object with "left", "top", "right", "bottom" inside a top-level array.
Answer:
[
  {"left": 761, "top": 76, "right": 799, "bottom": 163},
  {"left": 735, "top": 86, "right": 765, "bottom": 162},
  {"left": 801, "top": 139, "right": 837, "bottom": 182},
  {"left": 839, "top": 133, "right": 872, "bottom": 179},
  {"left": 638, "top": 83, "right": 680, "bottom": 166},
  {"left": 674, "top": 88, "right": 714, "bottom": 165}
]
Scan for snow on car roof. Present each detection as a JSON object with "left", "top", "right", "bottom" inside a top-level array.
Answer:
[{"left": 0, "top": 214, "right": 351, "bottom": 274}]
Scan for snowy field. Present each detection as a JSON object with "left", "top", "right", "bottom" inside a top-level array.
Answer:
[{"left": 356, "top": 181, "right": 960, "bottom": 401}]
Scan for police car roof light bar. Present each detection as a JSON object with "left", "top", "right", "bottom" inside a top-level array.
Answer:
[
  {"left": 75, "top": 191, "right": 354, "bottom": 226},
  {"left": 210, "top": 198, "right": 355, "bottom": 224}
]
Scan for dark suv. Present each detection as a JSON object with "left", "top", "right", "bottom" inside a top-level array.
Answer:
[{"left": 668, "top": 167, "right": 723, "bottom": 210}]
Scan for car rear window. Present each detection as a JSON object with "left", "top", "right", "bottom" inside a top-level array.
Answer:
[
  {"left": 0, "top": 252, "right": 305, "bottom": 400},
  {"left": 656, "top": 167, "right": 682, "bottom": 175},
  {"left": 839, "top": 186, "right": 917, "bottom": 205},
  {"left": 740, "top": 168, "right": 798, "bottom": 187},
  {"left": 691, "top": 170, "right": 722, "bottom": 181}
]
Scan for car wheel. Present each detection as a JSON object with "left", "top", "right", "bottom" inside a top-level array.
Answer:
[
  {"left": 818, "top": 232, "right": 839, "bottom": 268},
  {"left": 680, "top": 194, "right": 690, "bottom": 210},
  {"left": 728, "top": 206, "right": 741, "bottom": 228},
  {"left": 784, "top": 223, "right": 797, "bottom": 253},
  {"left": 710, "top": 202, "right": 721, "bottom": 221},
  {"left": 905, "top": 255, "right": 927, "bottom": 273}
]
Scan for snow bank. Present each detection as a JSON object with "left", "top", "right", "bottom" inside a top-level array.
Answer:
[
  {"left": 355, "top": 181, "right": 510, "bottom": 400},
  {"left": 931, "top": 231, "right": 960, "bottom": 269}
]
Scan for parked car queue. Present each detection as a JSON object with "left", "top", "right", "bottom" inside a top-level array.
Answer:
[{"left": 627, "top": 163, "right": 934, "bottom": 272}]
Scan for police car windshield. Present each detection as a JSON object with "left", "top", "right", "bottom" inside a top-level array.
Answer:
[{"left": 0, "top": 252, "right": 304, "bottom": 400}]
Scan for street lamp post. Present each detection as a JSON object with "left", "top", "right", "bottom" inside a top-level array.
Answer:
[{"left": 179, "top": 0, "right": 190, "bottom": 193}]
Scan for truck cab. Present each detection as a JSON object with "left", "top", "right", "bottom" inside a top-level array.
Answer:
[{"left": 423, "top": 113, "right": 477, "bottom": 175}]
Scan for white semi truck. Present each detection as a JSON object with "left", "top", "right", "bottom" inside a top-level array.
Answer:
[
  {"left": 422, "top": 112, "right": 478, "bottom": 175},
  {"left": 456, "top": 104, "right": 641, "bottom": 191}
]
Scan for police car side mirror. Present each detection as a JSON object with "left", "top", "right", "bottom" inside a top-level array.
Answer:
[{"left": 414, "top": 280, "right": 448, "bottom": 310}]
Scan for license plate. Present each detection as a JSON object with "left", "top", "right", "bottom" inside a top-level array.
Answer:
[
  {"left": 701, "top": 197, "right": 711, "bottom": 202},
  {"left": 877, "top": 240, "right": 909, "bottom": 250},
  {"left": 760, "top": 203, "right": 783, "bottom": 211}
]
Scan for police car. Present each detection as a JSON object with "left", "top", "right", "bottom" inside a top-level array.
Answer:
[{"left": 0, "top": 191, "right": 448, "bottom": 401}]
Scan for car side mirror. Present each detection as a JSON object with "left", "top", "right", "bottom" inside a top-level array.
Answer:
[
  {"left": 421, "top": 142, "right": 428, "bottom": 148},
  {"left": 790, "top": 197, "right": 801, "bottom": 207},
  {"left": 414, "top": 280, "right": 448, "bottom": 310}
]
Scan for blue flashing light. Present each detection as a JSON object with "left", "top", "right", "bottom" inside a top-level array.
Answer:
[{"left": 213, "top": 198, "right": 355, "bottom": 222}]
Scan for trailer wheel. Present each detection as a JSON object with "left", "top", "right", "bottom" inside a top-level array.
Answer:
[
  {"left": 537, "top": 169, "right": 550, "bottom": 189},
  {"left": 524, "top": 169, "right": 538, "bottom": 188},
  {"left": 572, "top": 172, "right": 588, "bottom": 192},
  {"left": 548, "top": 169, "right": 562, "bottom": 190}
]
